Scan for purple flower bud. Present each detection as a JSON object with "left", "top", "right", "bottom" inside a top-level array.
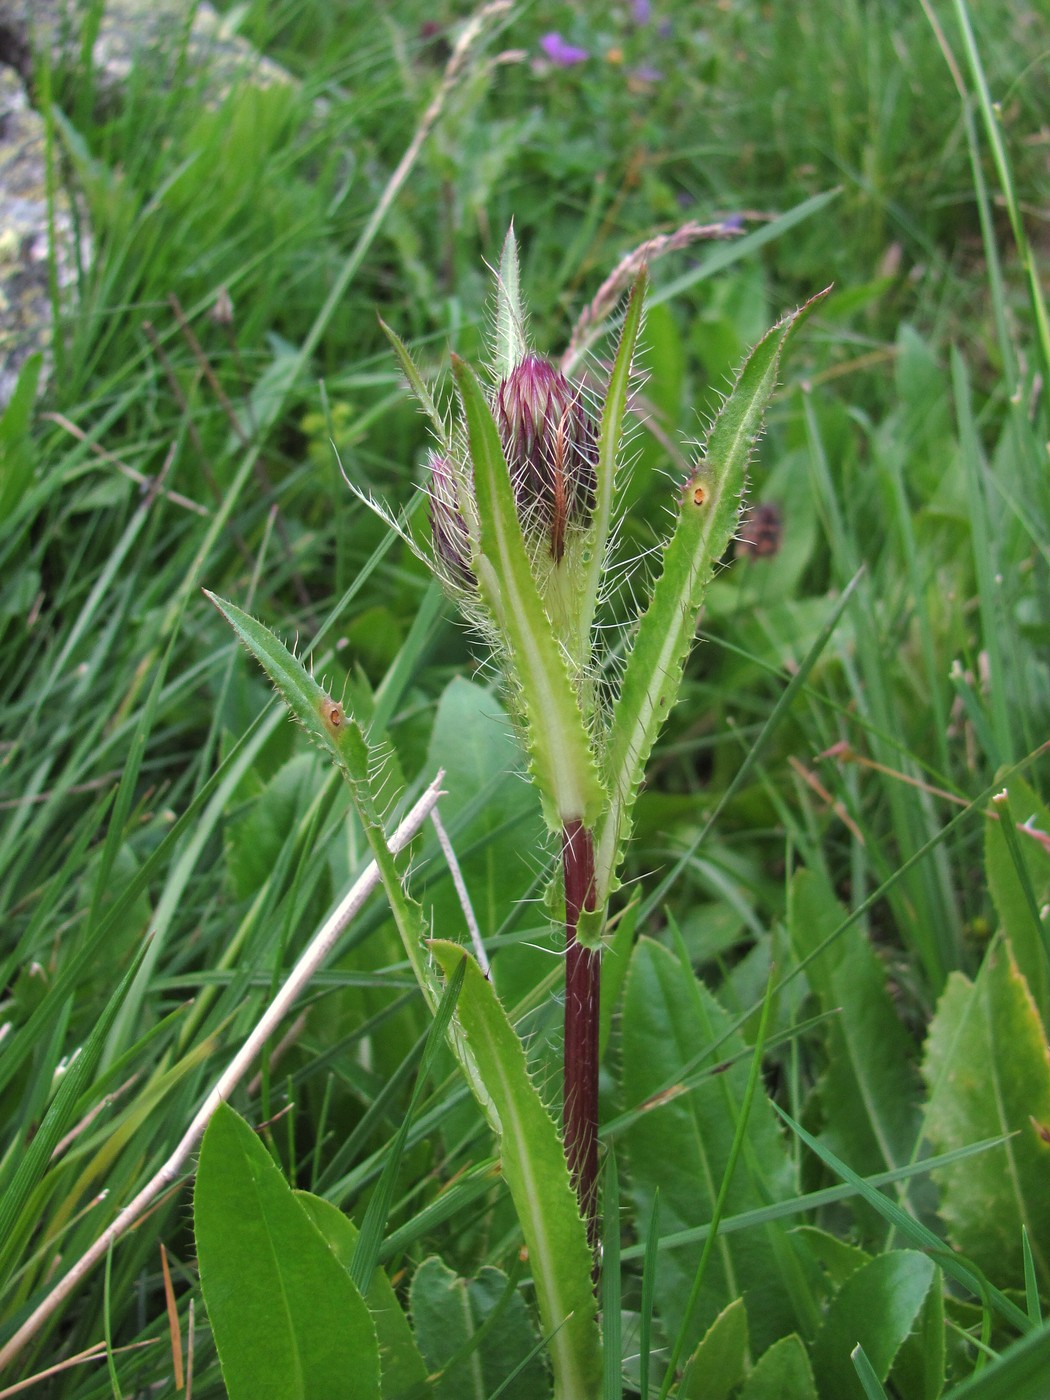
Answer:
[
  {"left": 495, "top": 355, "right": 597, "bottom": 563},
  {"left": 539, "top": 32, "right": 590, "bottom": 67},
  {"left": 427, "top": 452, "right": 475, "bottom": 589}
]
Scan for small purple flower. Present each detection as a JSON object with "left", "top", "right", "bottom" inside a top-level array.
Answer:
[
  {"left": 539, "top": 32, "right": 590, "bottom": 67},
  {"left": 629, "top": 64, "right": 663, "bottom": 82},
  {"left": 631, "top": 0, "right": 651, "bottom": 23}
]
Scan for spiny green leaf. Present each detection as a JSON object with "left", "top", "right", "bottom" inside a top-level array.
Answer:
[
  {"left": 379, "top": 315, "right": 450, "bottom": 446},
  {"left": 429, "top": 941, "right": 601, "bottom": 1400},
  {"left": 205, "top": 590, "right": 370, "bottom": 782},
  {"left": 678, "top": 1297, "right": 748, "bottom": 1400},
  {"left": 593, "top": 289, "right": 829, "bottom": 906},
  {"left": 579, "top": 269, "right": 648, "bottom": 646},
  {"left": 452, "top": 357, "right": 605, "bottom": 829}
]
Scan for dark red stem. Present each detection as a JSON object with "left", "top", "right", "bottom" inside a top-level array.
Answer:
[{"left": 562, "top": 818, "right": 600, "bottom": 1254}]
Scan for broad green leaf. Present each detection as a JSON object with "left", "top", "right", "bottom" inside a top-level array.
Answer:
[
  {"left": 921, "top": 936, "right": 1050, "bottom": 1287},
  {"left": 792, "top": 1227, "right": 870, "bottom": 1291},
  {"left": 774, "top": 1104, "right": 1031, "bottom": 1336},
  {"left": 409, "top": 1256, "right": 550, "bottom": 1400},
  {"left": 452, "top": 357, "right": 604, "bottom": 830},
  {"left": 295, "top": 1193, "right": 428, "bottom": 1400},
  {"left": 620, "top": 937, "right": 799, "bottom": 1356},
  {"left": 429, "top": 941, "right": 601, "bottom": 1400},
  {"left": 810, "top": 1250, "right": 936, "bottom": 1400},
  {"left": 739, "top": 1335, "right": 818, "bottom": 1400},
  {"left": 789, "top": 870, "right": 921, "bottom": 1181},
  {"left": 195, "top": 1103, "right": 380, "bottom": 1400},
  {"left": 678, "top": 1296, "right": 748, "bottom": 1400},
  {"left": 224, "top": 752, "right": 318, "bottom": 900},
  {"left": 593, "top": 290, "right": 829, "bottom": 906},
  {"left": 985, "top": 776, "right": 1050, "bottom": 1029},
  {"left": 423, "top": 676, "right": 544, "bottom": 965}
]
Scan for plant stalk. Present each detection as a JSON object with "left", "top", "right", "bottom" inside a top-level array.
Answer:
[{"left": 562, "top": 818, "right": 600, "bottom": 1254}]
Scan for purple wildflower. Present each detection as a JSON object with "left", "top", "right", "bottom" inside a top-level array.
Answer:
[
  {"left": 539, "top": 32, "right": 590, "bottom": 67},
  {"left": 631, "top": 0, "right": 652, "bottom": 22}
]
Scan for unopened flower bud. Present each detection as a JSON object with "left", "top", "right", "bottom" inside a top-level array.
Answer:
[
  {"left": 495, "top": 355, "right": 597, "bottom": 562},
  {"left": 427, "top": 453, "right": 475, "bottom": 589}
]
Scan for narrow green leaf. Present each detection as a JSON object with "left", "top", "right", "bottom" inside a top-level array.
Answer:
[
  {"left": 638, "top": 1190, "right": 660, "bottom": 1400},
  {"left": 195, "top": 1103, "right": 380, "bottom": 1400},
  {"left": 295, "top": 1193, "right": 428, "bottom": 1400},
  {"left": 452, "top": 357, "right": 604, "bottom": 829},
  {"left": 379, "top": 316, "right": 450, "bottom": 446},
  {"left": 0, "top": 937, "right": 150, "bottom": 1283},
  {"left": 429, "top": 941, "right": 602, "bottom": 1400},
  {"left": 811, "top": 1251, "right": 936, "bottom": 1400},
  {"left": 851, "top": 1343, "right": 891, "bottom": 1400},
  {"left": 1022, "top": 1227, "right": 1042, "bottom": 1324},
  {"left": 985, "top": 777, "right": 1050, "bottom": 1029},
  {"left": 204, "top": 590, "right": 371, "bottom": 783},
  {"left": 602, "top": 1152, "right": 623, "bottom": 1400},
  {"left": 937, "top": 1318, "right": 1050, "bottom": 1400},
  {"left": 921, "top": 936, "right": 1050, "bottom": 1288},
  {"left": 579, "top": 269, "right": 648, "bottom": 643},
  {"left": 594, "top": 289, "right": 829, "bottom": 904},
  {"left": 495, "top": 224, "right": 527, "bottom": 378},
  {"left": 351, "top": 956, "right": 465, "bottom": 1296}
]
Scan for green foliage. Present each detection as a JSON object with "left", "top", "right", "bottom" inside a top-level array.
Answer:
[
  {"left": 195, "top": 1103, "right": 380, "bottom": 1399},
  {"left": 1, "top": 0, "right": 1048, "bottom": 1393},
  {"left": 620, "top": 937, "right": 799, "bottom": 1357},
  {"left": 410, "top": 1256, "right": 549, "bottom": 1400},
  {"left": 809, "top": 1251, "right": 938, "bottom": 1400},
  {"left": 429, "top": 942, "right": 601, "bottom": 1400},
  {"left": 922, "top": 938, "right": 1050, "bottom": 1289}
]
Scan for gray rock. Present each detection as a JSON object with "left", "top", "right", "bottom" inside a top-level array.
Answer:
[
  {"left": 0, "top": 0, "right": 300, "bottom": 406},
  {"left": 0, "top": 0, "right": 295, "bottom": 102},
  {"left": 0, "top": 65, "right": 83, "bottom": 406}
]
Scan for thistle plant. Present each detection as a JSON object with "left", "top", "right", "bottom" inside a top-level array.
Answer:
[
  {"left": 387, "top": 228, "right": 826, "bottom": 1249},
  {"left": 180, "top": 229, "right": 822, "bottom": 1400}
]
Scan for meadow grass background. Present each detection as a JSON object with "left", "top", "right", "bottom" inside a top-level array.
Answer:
[{"left": 1, "top": 0, "right": 1049, "bottom": 1394}]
